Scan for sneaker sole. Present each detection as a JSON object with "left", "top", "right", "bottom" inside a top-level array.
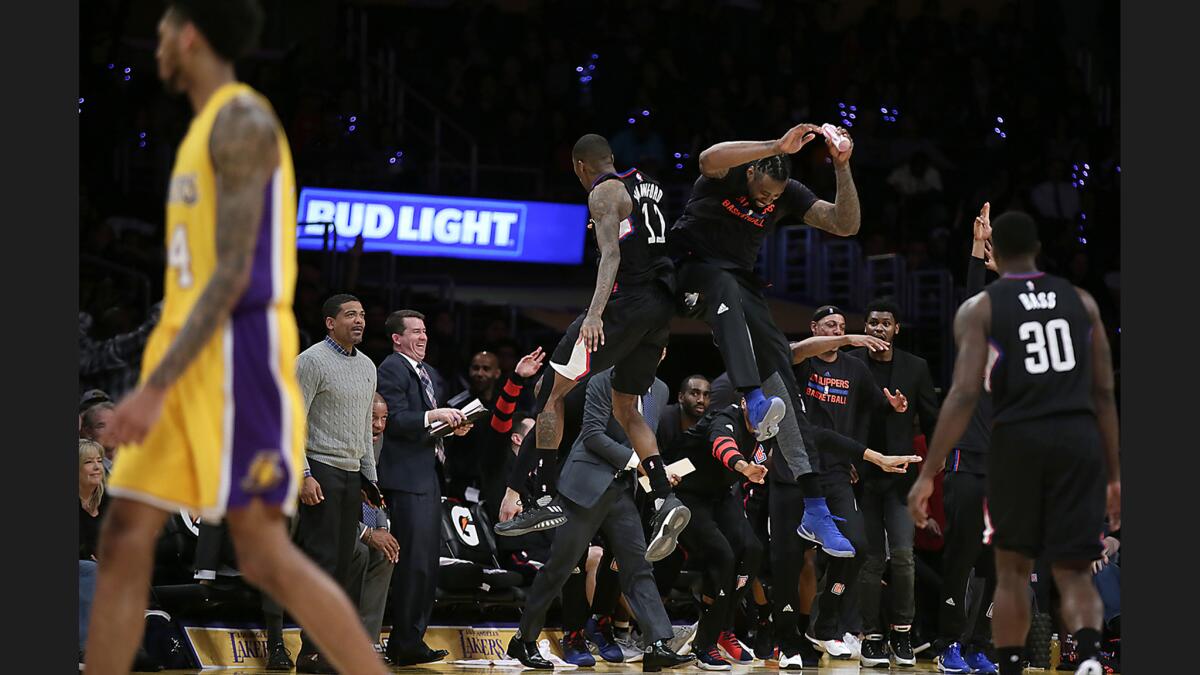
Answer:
[
  {"left": 494, "top": 515, "right": 568, "bottom": 537},
  {"left": 778, "top": 658, "right": 806, "bottom": 670},
  {"left": 697, "top": 661, "right": 731, "bottom": 671},
  {"left": 796, "top": 524, "right": 856, "bottom": 558},
  {"left": 645, "top": 505, "right": 692, "bottom": 562},
  {"left": 893, "top": 655, "right": 917, "bottom": 667},
  {"left": 752, "top": 398, "right": 787, "bottom": 441},
  {"left": 861, "top": 656, "right": 891, "bottom": 668},
  {"left": 934, "top": 658, "right": 968, "bottom": 673}
]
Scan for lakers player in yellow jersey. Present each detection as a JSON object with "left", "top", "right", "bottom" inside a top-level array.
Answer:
[{"left": 85, "top": 2, "right": 389, "bottom": 673}]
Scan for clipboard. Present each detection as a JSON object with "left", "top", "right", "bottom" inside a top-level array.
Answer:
[{"left": 639, "top": 458, "right": 697, "bottom": 493}]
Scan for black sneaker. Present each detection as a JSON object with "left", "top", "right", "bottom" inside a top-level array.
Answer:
[
  {"left": 860, "top": 634, "right": 890, "bottom": 668},
  {"left": 494, "top": 499, "right": 567, "bottom": 537},
  {"left": 890, "top": 626, "right": 916, "bottom": 667},
  {"left": 645, "top": 494, "right": 691, "bottom": 562},
  {"left": 751, "top": 619, "right": 773, "bottom": 661},
  {"left": 265, "top": 641, "right": 294, "bottom": 671},
  {"left": 643, "top": 639, "right": 696, "bottom": 672},
  {"left": 506, "top": 635, "right": 553, "bottom": 669}
]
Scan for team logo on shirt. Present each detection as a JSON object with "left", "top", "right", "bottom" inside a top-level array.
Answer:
[
  {"left": 832, "top": 583, "right": 846, "bottom": 596},
  {"left": 806, "top": 372, "right": 851, "bottom": 405},
  {"left": 241, "top": 451, "right": 283, "bottom": 494},
  {"left": 168, "top": 173, "right": 199, "bottom": 205}
]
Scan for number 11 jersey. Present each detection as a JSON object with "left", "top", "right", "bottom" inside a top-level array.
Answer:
[
  {"left": 590, "top": 167, "right": 675, "bottom": 291},
  {"left": 984, "top": 272, "right": 1094, "bottom": 426}
]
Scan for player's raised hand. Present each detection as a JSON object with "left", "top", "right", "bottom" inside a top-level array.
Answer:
[
  {"left": 775, "top": 123, "right": 823, "bottom": 154},
  {"left": 827, "top": 125, "right": 855, "bottom": 165},
  {"left": 884, "top": 387, "right": 909, "bottom": 413},
  {"left": 983, "top": 239, "right": 998, "bottom": 273},
  {"left": 515, "top": 346, "right": 546, "bottom": 378},
  {"left": 848, "top": 334, "right": 891, "bottom": 352},
  {"left": 109, "top": 385, "right": 167, "bottom": 446},
  {"left": 908, "top": 476, "right": 935, "bottom": 528},
  {"left": 580, "top": 315, "right": 605, "bottom": 353},
  {"left": 973, "top": 202, "right": 992, "bottom": 242}
]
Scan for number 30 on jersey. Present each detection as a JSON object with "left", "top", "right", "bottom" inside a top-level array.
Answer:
[{"left": 1018, "top": 319, "right": 1076, "bottom": 374}]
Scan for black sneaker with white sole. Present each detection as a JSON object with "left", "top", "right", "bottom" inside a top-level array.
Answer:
[
  {"left": 860, "top": 634, "right": 890, "bottom": 668},
  {"left": 890, "top": 627, "right": 916, "bottom": 667},
  {"left": 493, "top": 499, "right": 567, "bottom": 537},
  {"left": 645, "top": 494, "right": 691, "bottom": 562}
]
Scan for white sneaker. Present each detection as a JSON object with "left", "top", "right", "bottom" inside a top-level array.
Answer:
[
  {"left": 1075, "top": 658, "right": 1104, "bottom": 675},
  {"left": 778, "top": 651, "right": 806, "bottom": 670},
  {"left": 843, "top": 633, "right": 863, "bottom": 659},
  {"left": 824, "top": 639, "right": 852, "bottom": 659}
]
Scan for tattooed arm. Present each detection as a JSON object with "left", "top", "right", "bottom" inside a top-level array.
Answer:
[
  {"left": 110, "top": 95, "right": 280, "bottom": 444},
  {"left": 578, "top": 179, "right": 634, "bottom": 353},
  {"left": 803, "top": 163, "right": 861, "bottom": 236}
]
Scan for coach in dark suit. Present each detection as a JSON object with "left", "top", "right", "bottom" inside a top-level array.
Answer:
[
  {"left": 506, "top": 366, "right": 693, "bottom": 671},
  {"left": 848, "top": 298, "right": 940, "bottom": 648},
  {"left": 375, "top": 309, "right": 470, "bottom": 666}
]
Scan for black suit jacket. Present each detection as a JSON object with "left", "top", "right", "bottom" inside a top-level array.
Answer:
[
  {"left": 558, "top": 369, "right": 669, "bottom": 509},
  {"left": 848, "top": 346, "right": 940, "bottom": 479},
  {"left": 376, "top": 352, "right": 440, "bottom": 494}
]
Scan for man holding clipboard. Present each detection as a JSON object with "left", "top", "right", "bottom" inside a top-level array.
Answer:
[{"left": 506, "top": 365, "right": 694, "bottom": 672}]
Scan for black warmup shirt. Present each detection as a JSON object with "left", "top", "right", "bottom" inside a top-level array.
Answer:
[
  {"left": 794, "top": 352, "right": 887, "bottom": 476},
  {"left": 669, "top": 164, "right": 819, "bottom": 272},
  {"left": 985, "top": 273, "right": 1094, "bottom": 426},
  {"left": 951, "top": 255, "right": 995, "bottom": 473}
]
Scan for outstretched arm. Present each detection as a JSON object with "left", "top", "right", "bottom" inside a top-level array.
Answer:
[
  {"left": 803, "top": 124, "right": 860, "bottom": 236},
  {"left": 790, "top": 334, "right": 889, "bottom": 363},
  {"left": 579, "top": 180, "right": 634, "bottom": 352},
  {"left": 697, "top": 123, "right": 821, "bottom": 179}
]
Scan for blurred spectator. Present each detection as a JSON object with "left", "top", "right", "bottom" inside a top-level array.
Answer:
[
  {"left": 79, "top": 439, "right": 107, "bottom": 663},
  {"left": 78, "top": 302, "right": 161, "bottom": 401},
  {"left": 80, "top": 401, "right": 118, "bottom": 473}
]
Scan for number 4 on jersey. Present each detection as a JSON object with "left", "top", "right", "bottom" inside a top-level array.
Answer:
[{"left": 168, "top": 224, "right": 194, "bottom": 289}]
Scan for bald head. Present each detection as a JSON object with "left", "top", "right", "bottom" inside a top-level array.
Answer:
[{"left": 572, "top": 134, "right": 613, "bottom": 165}]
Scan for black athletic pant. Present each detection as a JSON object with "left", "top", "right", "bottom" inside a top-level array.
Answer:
[
  {"left": 296, "top": 461, "right": 365, "bottom": 657},
  {"left": 809, "top": 476, "right": 868, "bottom": 640},
  {"left": 768, "top": 477, "right": 816, "bottom": 650},
  {"left": 859, "top": 474, "right": 917, "bottom": 633},
  {"left": 938, "top": 471, "right": 995, "bottom": 648},
  {"left": 676, "top": 489, "right": 763, "bottom": 648},
  {"left": 676, "top": 259, "right": 816, "bottom": 483}
]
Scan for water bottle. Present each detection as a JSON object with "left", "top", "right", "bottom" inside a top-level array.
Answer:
[{"left": 1049, "top": 633, "right": 1061, "bottom": 670}]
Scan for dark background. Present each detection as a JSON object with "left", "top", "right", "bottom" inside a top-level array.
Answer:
[{"left": 79, "top": 0, "right": 1119, "bottom": 397}]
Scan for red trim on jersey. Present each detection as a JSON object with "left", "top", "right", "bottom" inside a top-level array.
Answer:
[
  {"left": 491, "top": 416, "right": 513, "bottom": 433},
  {"left": 503, "top": 380, "right": 523, "bottom": 398},
  {"left": 496, "top": 397, "right": 516, "bottom": 415}
]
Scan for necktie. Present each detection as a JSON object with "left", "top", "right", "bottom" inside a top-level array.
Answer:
[
  {"left": 417, "top": 363, "right": 445, "bottom": 463},
  {"left": 641, "top": 386, "right": 656, "bottom": 425}
]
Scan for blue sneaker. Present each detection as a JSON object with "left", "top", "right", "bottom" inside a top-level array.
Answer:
[
  {"left": 584, "top": 617, "right": 624, "bottom": 663},
  {"left": 797, "top": 499, "right": 856, "bottom": 557},
  {"left": 745, "top": 389, "right": 786, "bottom": 441},
  {"left": 964, "top": 648, "right": 998, "bottom": 674},
  {"left": 561, "top": 630, "right": 596, "bottom": 667},
  {"left": 934, "top": 642, "right": 971, "bottom": 673}
]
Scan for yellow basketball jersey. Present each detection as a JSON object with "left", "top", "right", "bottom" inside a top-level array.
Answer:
[{"left": 159, "top": 82, "right": 297, "bottom": 330}]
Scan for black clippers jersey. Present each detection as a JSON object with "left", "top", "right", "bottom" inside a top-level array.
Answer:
[
  {"left": 590, "top": 168, "right": 675, "bottom": 289},
  {"left": 984, "top": 273, "right": 1094, "bottom": 426}
]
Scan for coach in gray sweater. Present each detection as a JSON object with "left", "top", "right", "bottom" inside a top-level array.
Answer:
[{"left": 293, "top": 294, "right": 379, "bottom": 672}]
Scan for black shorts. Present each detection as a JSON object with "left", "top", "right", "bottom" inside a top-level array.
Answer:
[
  {"left": 550, "top": 283, "right": 673, "bottom": 395},
  {"left": 985, "top": 413, "right": 1106, "bottom": 562}
]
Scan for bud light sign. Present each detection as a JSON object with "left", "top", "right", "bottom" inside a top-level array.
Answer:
[{"left": 297, "top": 187, "right": 587, "bottom": 264}]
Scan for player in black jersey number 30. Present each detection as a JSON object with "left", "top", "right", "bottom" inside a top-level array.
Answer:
[
  {"left": 908, "top": 209, "right": 1120, "bottom": 675},
  {"left": 496, "top": 134, "right": 690, "bottom": 563}
]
